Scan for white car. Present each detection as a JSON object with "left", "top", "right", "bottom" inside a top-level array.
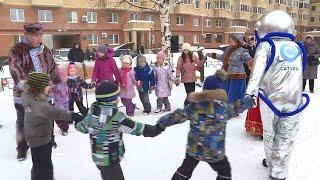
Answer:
[{"left": 54, "top": 48, "right": 71, "bottom": 61}]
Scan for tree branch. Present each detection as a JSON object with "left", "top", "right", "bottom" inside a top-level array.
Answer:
[{"left": 120, "top": 0, "right": 159, "bottom": 12}]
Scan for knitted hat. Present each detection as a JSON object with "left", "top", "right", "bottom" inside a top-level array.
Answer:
[
  {"left": 24, "top": 22, "right": 43, "bottom": 35},
  {"left": 156, "top": 51, "right": 166, "bottom": 60},
  {"left": 95, "top": 81, "right": 120, "bottom": 102},
  {"left": 121, "top": 55, "right": 132, "bottom": 64},
  {"left": 181, "top": 43, "right": 192, "bottom": 51},
  {"left": 68, "top": 62, "right": 76, "bottom": 74},
  {"left": 27, "top": 72, "right": 50, "bottom": 91},
  {"left": 203, "top": 69, "right": 228, "bottom": 91},
  {"left": 97, "top": 45, "right": 108, "bottom": 54}
]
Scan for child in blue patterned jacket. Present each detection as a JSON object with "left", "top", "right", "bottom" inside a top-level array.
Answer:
[
  {"left": 75, "top": 81, "right": 164, "bottom": 180},
  {"left": 157, "top": 69, "right": 254, "bottom": 180}
]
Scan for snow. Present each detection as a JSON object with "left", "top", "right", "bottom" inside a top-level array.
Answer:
[{"left": 0, "top": 77, "right": 320, "bottom": 180}]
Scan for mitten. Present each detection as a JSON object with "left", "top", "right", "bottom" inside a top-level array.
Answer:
[
  {"left": 143, "top": 124, "right": 165, "bottom": 137},
  {"left": 242, "top": 95, "right": 255, "bottom": 108},
  {"left": 71, "top": 113, "right": 84, "bottom": 123},
  {"left": 174, "top": 78, "right": 180, "bottom": 86}
]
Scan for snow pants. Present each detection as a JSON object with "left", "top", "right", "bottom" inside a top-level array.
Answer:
[
  {"left": 31, "top": 141, "right": 54, "bottom": 180},
  {"left": 260, "top": 100, "right": 300, "bottom": 179},
  {"left": 97, "top": 163, "right": 124, "bottom": 180},
  {"left": 15, "top": 103, "right": 29, "bottom": 153},
  {"left": 171, "top": 154, "right": 231, "bottom": 180}
]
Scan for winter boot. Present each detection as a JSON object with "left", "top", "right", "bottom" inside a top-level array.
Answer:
[
  {"left": 154, "top": 109, "right": 162, "bottom": 113},
  {"left": 262, "top": 159, "right": 268, "bottom": 168},
  {"left": 17, "top": 151, "right": 27, "bottom": 161}
]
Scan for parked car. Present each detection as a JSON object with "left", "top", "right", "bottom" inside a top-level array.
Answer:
[
  {"left": 0, "top": 59, "right": 14, "bottom": 91},
  {"left": 54, "top": 48, "right": 71, "bottom": 61}
]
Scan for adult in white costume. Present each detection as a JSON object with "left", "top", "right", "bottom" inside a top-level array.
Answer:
[{"left": 246, "top": 10, "right": 310, "bottom": 180}]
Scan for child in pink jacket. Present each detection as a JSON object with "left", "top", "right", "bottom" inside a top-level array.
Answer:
[{"left": 119, "top": 55, "right": 136, "bottom": 116}]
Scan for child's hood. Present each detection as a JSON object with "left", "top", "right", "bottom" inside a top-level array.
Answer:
[
  {"left": 187, "top": 89, "right": 228, "bottom": 114},
  {"left": 89, "top": 102, "right": 119, "bottom": 127}
]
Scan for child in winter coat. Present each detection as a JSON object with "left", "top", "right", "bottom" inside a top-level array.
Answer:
[
  {"left": 92, "top": 44, "right": 121, "bottom": 84},
  {"left": 22, "top": 72, "right": 83, "bottom": 180},
  {"left": 51, "top": 64, "right": 69, "bottom": 135},
  {"left": 153, "top": 51, "right": 178, "bottom": 113},
  {"left": 67, "top": 62, "right": 94, "bottom": 116},
  {"left": 134, "top": 55, "right": 156, "bottom": 115},
  {"left": 75, "top": 81, "right": 164, "bottom": 180},
  {"left": 156, "top": 69, "right": 254, "bottom": 180},
  {"left": 119, "top": 55, "right": 136, "bottom": 116}
]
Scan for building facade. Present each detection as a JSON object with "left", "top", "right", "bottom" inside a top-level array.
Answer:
[{"left": 0, "top": 0, "right": 319, "bottom": 58}]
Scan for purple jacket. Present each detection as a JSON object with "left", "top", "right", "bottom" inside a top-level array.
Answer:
[
  {"left": 91, "top": 50, "right": 121, "bottom": 84},
  {"left": 51, "top": 83, "right": 69, "bottom": 121},
  {"left": 119, "top": 69, "right": 136, "bottom": 99},
  {"left": 153, "top": 63, "right": 175, "bottom": 98}
]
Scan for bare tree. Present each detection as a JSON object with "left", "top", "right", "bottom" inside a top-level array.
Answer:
[{"left": 95, "top": 0, "right": 183, "bottom": 61}]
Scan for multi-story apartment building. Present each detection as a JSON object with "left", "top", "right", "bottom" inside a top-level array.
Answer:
[{"left": 0, "top": 0, "right": 318, "bottom": 58}]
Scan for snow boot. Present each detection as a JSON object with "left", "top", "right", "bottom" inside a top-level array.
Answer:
[
  {"left": 17, "top": 151, "right": 27, "bottom": 161},
  {"left": 154, "top": 109, "right": 162, "bottom": 113},
  {"left": 262, "top": 159, "right": 268, "bottom": 168}
]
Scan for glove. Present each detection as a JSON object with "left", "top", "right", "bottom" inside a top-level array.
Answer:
[
  {"left": 143, "top": 124, "right": 165, "bottom": 137},
  {"left": 71, "top": 113, "right": 84, "bottom": 123},
  {"left": 243, "top": 94, "right": 256, "bottom": 108},
  {"left": 174, "top": 78, "right": 180, "bottom": 86}
]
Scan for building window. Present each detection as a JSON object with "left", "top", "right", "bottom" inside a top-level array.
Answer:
[
  {"left": 13, "top": 35, "right": 24, "bottom": 44},
  {"left": 179, "top": 35, "right": 184, "bottom": 44},
  {"left": 10, "top": 9, "right": 24, "bottom": 22},
  {"left": 215, "top": 19, "right": 222, "bottom": 27},
  {"left": 147, "top": 14, "right": 155, "bottom": 22},
  {"left": 194, "top": 0, "right": 200, "bottom": 8},
  {"left": 310, "top": 17, "right": 315, "bottom": 22},
  {"left": 87, "top": 12, "right": 97, "bottom": 23},
  {"left": 108, "top": 12, "right": 118, "bottom": 23},
  {"left": 130, "top": 13, "right": 138, "bottom": 20},
  {"left": 130, "top": 0, "right": 138, "bottom": 3},
  {"left": 229, "top": 21, "right": 232, "bottom": 27},
  {"left": 67, "top": 11, "right": 78, "bottom": 23},
  {"left": 236, "top": 21, "right": 241, "bottom": 26},
  {"left": 303, "top": 14, "right": 309, "bottom": 20},
  {"left": 205, "top": 1, "right": 211, "bottom": 9},
  {"left": 108, "top": 34, "right": 119, "bottom": 45},
  {"left": 151, "top": 34, "right": 156, "bottom": 45},
  {"left": 38, "top": 10, "right": 53, "bottom": 22},
  {"left": 275, "top": 0, "right": 286, "bottom": 4},
  {"left": 246, "top": 22, "right": 251, "bottom": 29},
  {"left": 215, "top": 0, "right": 230, "bottom": 9},
  {"left": 183, "top": 0, "right": 192, "bottom": 4},
  {"left": 240, "top": 4, "right": 250, "bottom": 12},
  {"left": 205, "top": 19, "right": 211, "bottom": 27},
  {"left": 311, "top": 6, "right": 315, "bottom": 11},
  {"left": 88, "top": 34, "right": 98, "bottom": 45},
  {"left": 291, "top": 13, "right": 297, "bottom": 19},
  {"left": 216, "top": 34, "right": 223, "bottom": 43},
  {"left": 176, "top": 16, "right": 184, "bottom": 25},
  {"left": 193, "top": 18, "right": 200, "bottom": 27},
  {"left": 193, "top": 34, "right": 200, "bottom": 44},
  {"left": 205, "top": 34, "right": 211, "bottom": 43}
]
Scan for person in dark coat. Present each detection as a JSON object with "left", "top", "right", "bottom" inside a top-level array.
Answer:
[
  {"left": 303, "top": 35, "right": 320, "bottom": 93},
  {"left": 68, "top": 43, "right": 85, "bottom": 62},
  {"left": 85, "top": 47, "right": 92, "bottom": 61},
  {"left": 243, "top": 36, "right": 256, "bottom": 85}
]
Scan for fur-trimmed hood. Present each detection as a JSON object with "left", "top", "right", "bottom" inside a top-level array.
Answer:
[
  {"left": 188, "top": 89, "right": 228, "bottom": 103},
  {"left": 215, "top": 69, "right": 228, "bottom": 81}
]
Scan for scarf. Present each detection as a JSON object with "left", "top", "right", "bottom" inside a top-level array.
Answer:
[
  {"left": 23, "top": 39, "right": 44, "bottom": 73},
  {"left": 222, "top": 45, "right": 242, "bottom": 71},
  {"left": 120, "top": 67, "right": 132, "bottom": 89}
]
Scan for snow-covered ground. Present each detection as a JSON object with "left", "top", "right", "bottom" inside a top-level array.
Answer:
[{"left": 0, "top": 78, "right": 319, "bottom": 180}]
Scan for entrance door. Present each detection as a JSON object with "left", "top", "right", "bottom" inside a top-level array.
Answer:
[{"left": 137, "top": 31, "right": 142, "bottom": 52}]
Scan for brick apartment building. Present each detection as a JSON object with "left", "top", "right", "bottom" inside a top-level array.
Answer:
[{"left": 0, "top": 0, "right": 319, "bottom": 59}]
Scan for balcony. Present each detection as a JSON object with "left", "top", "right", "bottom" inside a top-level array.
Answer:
[
  {"left": 251, "top": 14, "right": 263, "bottom": 21},
  {"left": 30, "top": 0, "right": 64, "bottom": 7},
  {"left": 297, "top": 20, "right": 309, "bottom": 26},
  {"left": 174, "top": 4, "right": 196, "bottom": 15},
  {"left": 234, "top": 12, "right": 251, "bottom": 20},
  {"left": 214, "top": 9, "right": 234, "bottom": 19},
  {"left": 273, "top": 3, "right": 287, "bottom": 11},
  {"left": 123, "top": 20, "right": 154, "bottom": 32},
  {"left": 225, "top": 26, "right": 247, "bottom": 34}
]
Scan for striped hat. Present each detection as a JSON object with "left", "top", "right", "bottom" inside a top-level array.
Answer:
[
  {"left": 27, "top": 72, "right": 50, "bottom": 91},
  {"left": 95, "top": 81, "right": 120, "bottom": 102}
]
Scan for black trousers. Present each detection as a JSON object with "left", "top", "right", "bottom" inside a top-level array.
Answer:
[
  {"left": 138, "top": 91, "right": 151, "bottom": 112},
  {"left": 97, "top": 163, "right": 125, "bottom": 180},
  {"left": 30, "top": 141, "right": 54, "bottom": 180},
  {"left": 69, "top": 99, "right": 88, "bottom": 116},
  {"left": 183, "top": 83, "right": 196, "bottom": 106},
  {"left": 14, "top": 104, "right": 29, "bottom": 153},
  {"left": 303, "top": 79, "right": 314, "bottom": 91},
  {"left": 172, "top": 155, "right": 231, "bottom": 180}
]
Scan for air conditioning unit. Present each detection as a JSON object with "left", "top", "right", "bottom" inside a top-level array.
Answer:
[
  {"left": 82, "top": 16, "right": 88, "bottom": 22},
  {"left": 101, "top": 33, "right": 108, "bottom": 38},
  {"left": 202, "top": 34, "right": 206, "bottom": 38},
  {"left": 213, "top": 34, "right": 218, "bottom": 38}
]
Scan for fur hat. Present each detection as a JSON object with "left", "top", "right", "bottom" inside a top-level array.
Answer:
[
  {"left": 181, "top": 43, "right": 192, "bottom": 51},
  {"left": 27, "top": 72, "right": 50, "bottom": 92},
  {"left": 121, "top": 55, "right": 132, "bottom": 65},
  {"left": 95, "top": 81, "right": 120, "bottom": 102},
  {"left": 24, "top": 22, "right": 43, "bottom": 35},
  {"left": 188, "top": 89, "right": 228, "bottom": 103},
  {"left": 203, "top": 69, "right": 228, "bottom": 91}
]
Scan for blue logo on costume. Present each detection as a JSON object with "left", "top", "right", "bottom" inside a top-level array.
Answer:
[{"left": 278, "top": 44, "right": 301, "bottom": 63}]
